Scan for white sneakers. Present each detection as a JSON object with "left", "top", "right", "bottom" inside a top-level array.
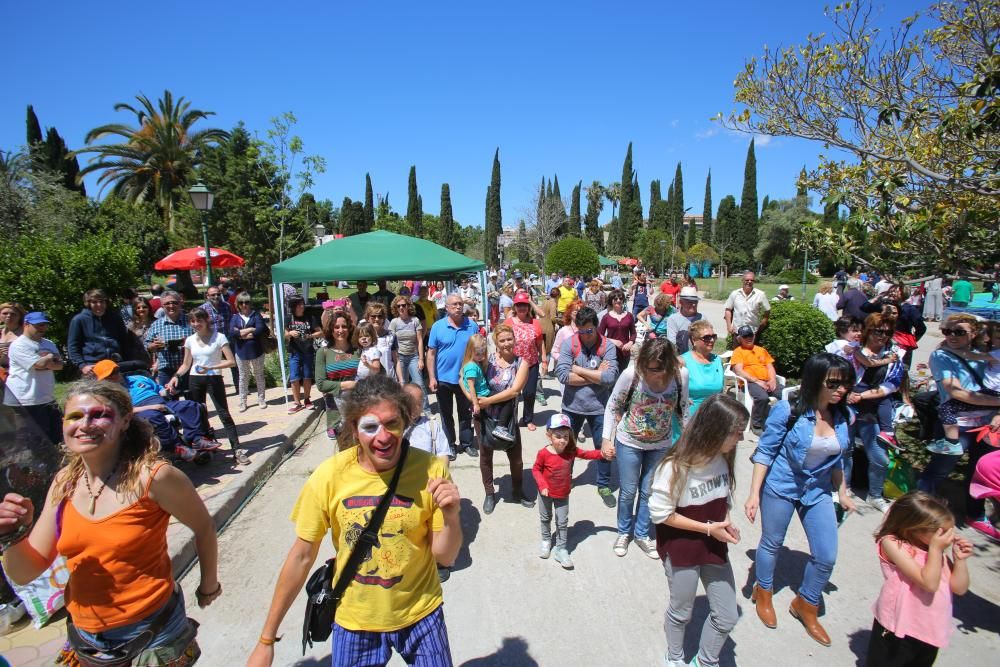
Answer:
[
  {"left": 613, "top": 534, "right": 631, "bottom": 557},
  {"left": 539, "top": 540, "right": 552, "bottom": 559},
  {"left": 634, "top": 537, "right": 660, "bottom": 560}
]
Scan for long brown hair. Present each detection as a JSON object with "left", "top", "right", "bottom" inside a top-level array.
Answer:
[
  {"left": 53, "top": 381, "right": 162, "bottom": 504},
  {"left": 634, "top": 337, "right": 681, "bottom": 387},
  {"left": 874, "top": 491, "right": 954, "bottom": 547},
  {"left": 323, "top": 312, "right": 354, "bottom": 348},
  {"left": 655, "top": 394, "right": 748, "bottom": 505}
]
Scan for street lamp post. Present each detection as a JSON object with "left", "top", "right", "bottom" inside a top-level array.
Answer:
[
  {"left": 315, "top": 222, "right": 326, "bottom": 246},
  {"left": 659, "top": 239, "right": 666, "bottom": 277},
  {"left": 188, "top": 180, "right": 215, "bottom": 286}
]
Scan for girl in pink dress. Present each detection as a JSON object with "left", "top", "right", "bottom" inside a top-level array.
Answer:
[{"left": 867, "top": 491, "right": 973, "bottom": 666}]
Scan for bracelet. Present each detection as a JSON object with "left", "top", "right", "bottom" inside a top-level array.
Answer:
[
  {"left": 704, "top": 520, "right": 714, "bottom": 536},
  {"left": 196, "top": 582, "right": 222, "bottom": 598},
  {"left": 258, "top": 635, "right": 282, "bottom": 646}
]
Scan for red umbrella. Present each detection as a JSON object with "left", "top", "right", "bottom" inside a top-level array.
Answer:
[{"left": 154, "top": 247, "right": 246, "bottom": 271}]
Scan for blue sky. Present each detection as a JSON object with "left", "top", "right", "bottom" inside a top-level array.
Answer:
[{"left": 3, "top": 0, "right": 926, "bottom": 231}]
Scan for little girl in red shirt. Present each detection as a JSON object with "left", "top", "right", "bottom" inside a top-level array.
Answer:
[
  {"left": 532, "top": 413, "right": 606, "bottom": 570},
  {"left": 867, "top": 491, "right": 972, "bottom": 666}
]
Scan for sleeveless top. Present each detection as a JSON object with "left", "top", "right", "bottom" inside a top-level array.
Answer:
[
  {"left": 485, "top": 353, "right": 521, "bottom": 420},
  {"left": 57, "top": 461, "right": 173, "bottom": 632},
  {"left": 873, "top": 536, "right": 953, "bottom": 648}
]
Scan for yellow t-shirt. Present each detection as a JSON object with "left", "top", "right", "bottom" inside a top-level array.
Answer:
[
  {"left": 730, "top": 345, "right": 775, "bottom": 381},
  {"left": 416, "top": 298, "right": 437, "bottom": 326},
  {"left": 557, "top": 285, "right": 578, "bottom": 313},
  {"left": 291, "top": 447, "right": 449, "bottom": 632}
]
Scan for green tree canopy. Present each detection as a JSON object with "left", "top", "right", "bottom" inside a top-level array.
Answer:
[{"left": 545, "top": 236, "right": 600, "bottom": 277}]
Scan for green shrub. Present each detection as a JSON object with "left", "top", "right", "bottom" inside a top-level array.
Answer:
[
  {"left": 545, "top": 237, "right": 600, "bottom": 277},
  {"left": 0, "top": 233, "right": 141, "bottom": 347},
  {"left": 776, "top": 268, "right": 818, "bottom": 285},
  {"left": 767, "top": 256, "right": 786, "bottom": 276},
  {"left": 259, "top": 352, "right": 284, "bottom": 389},
  {"left": 757, "top": 301, "right": 835, "bottom": 378}
]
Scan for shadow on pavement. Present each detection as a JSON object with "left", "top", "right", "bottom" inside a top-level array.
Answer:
[
  {"left": 566, "top": 519, "right": 617, "bottom": 551},
  {"left": 679, "top": 596, "right": 742, "bottom": 666},
  {"left": 954, "top": 588, "right": 1000, "bottom": 636},
  {"left": 459, "top": 636, "right": 539, "bottom": 666},
  {"left": 740, "top": 547, "right": 839, "bottom": 601},
  {"left": 847, "top": 624, "right": 872, "bottom": 666},
  {"left": 453, "top": 498, "right": 481, "bottom": 572},
  {"left": 293, "top": 654, "right": 331, "bottom": 666}
]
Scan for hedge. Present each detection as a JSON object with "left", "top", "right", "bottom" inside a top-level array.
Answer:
[
  {"left": 545, "top": 237, "right": 600, "bottom": 277},
  {"left": 756, "top": 301, "right": 835, "bottom": 378}
]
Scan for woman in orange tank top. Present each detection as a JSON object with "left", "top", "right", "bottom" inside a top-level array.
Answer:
[{"left": 0, "top": 380, "right": 220, "bottom": 665}]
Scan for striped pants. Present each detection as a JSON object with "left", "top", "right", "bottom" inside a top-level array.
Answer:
[
  {"left": 235, "top": 355, "right": 267, "bottom": 407},
  {"left": 331, "top": 605, "right": 452, "bottom": 666}
]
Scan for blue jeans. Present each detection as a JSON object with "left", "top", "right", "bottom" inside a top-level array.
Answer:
[
  {"left": 754, "top": 486, "right": 838, "bottom": 606},
  {"left": 399, "top": 353, "right": 428, "bottom": 409},
  {"left": 73, "top": 589, "right": 192, "bottom": 653},
  {"left": 852, "top": 421, "right": 889, "bottom": 500},
  {"left": 564, "top": 410, "right": 610, "bottom": 488},
  {"left": 289, "top": 349, "right": 315, "bottom": 382},
  {"left": 616, "top": 440, "right": 667, "bottom": 540}
]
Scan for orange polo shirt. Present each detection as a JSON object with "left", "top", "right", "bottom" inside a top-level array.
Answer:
[{"left": 731, "top": 344, "right": 774, "bottom": 381}]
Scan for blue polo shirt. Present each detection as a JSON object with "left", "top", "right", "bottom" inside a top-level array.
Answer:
[{"left": 428, "top": 316, "right": 479, "bottom": 384}]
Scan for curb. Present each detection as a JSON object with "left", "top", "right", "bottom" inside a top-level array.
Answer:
[{"left": 167, "top": 407, "right": 321, "bottom": 576}]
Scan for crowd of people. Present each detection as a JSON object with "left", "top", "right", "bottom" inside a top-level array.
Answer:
[{"left": 1, "top": 261, "right": 999, "bottom": 666}]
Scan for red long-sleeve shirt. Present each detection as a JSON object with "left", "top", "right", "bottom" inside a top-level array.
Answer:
[{"left": 532, "top": 446, "right": 603, "bottom": 500}]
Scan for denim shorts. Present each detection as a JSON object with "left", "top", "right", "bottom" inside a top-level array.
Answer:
[{"left": 289, "top": 349, "right": 315, "bottom": 382}]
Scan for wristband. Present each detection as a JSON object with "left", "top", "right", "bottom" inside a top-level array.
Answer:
[
  {"left": 704, "top": 520, "right": 713, "bottom": 536},
  {"left": 258, "top": 635, "right": 282, "bottom": 646}
]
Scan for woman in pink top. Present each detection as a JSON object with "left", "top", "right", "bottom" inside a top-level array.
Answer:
[{"left": 867, "top": 491, "right": 972, "bottom": 666}]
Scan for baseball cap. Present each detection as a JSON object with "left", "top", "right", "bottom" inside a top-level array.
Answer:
[
  {"left": 513, "top": 271, "right": 523, "bottom": 279},
  {"left": 92, "top": 359, "right": 119, "bottom": 381},
  {"left": 737, "top": 325, "right": 755, "bottom": 338},
  {"left": 778, "top": 284, "right": 790, "bottom": 291},
  {"left": 548, "top": 414, "right": 572, "bottom": 430},
  {"left": 678, "top": 286, "right": 700, "bottom": 301},
  {"left": 513, "top": 291, "right": 531, "bottom": 304},
  {"left": 24, "top": 312, "right": 51, "bottom": 325}
]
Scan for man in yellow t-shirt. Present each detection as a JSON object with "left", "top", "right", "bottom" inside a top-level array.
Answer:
[
  {"left": 730, "top": 325, "right": 783, "bottom": 434},
  {"left": 557, "top": 276, "right": 578, "bottom": 315}
]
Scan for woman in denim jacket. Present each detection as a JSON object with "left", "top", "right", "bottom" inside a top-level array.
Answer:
[{"left": 743, "top": 353, "right": 858, "bottom": 648}]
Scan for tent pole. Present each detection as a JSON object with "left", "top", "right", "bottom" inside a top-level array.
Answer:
[{"left": 273, "top": 283, "right": 290, "bottom": 407}]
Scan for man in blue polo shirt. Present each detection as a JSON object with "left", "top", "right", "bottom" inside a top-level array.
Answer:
[{"left": 428, "top": 292, "right": 481, "bottom": 459}]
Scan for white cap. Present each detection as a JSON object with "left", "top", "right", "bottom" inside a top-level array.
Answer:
[{"left": 779, "top": 284, "right": 789, "bottom": 290}]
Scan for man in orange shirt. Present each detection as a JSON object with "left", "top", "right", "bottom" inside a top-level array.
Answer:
[
  {"left": 659, "top": 272, "right": 682, "bottom": 307},
  {"left": 731, "top": 325, "right": 783, "bottom": 434}
]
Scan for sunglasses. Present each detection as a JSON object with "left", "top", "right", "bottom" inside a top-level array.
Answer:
[
  {"left": 941, "top": 328, "right": 970, "bottom": 337},
  {"left": 698, "top": 334, "right": 718, "bottom": 343},
  {"left": 578, "top": 327, "right": 596, "bottom": 335},
  {"left": 824, "top": 379, "right": 854, "bottom": 390},
  {"left": 397, "top": 304, "right": 409, "bottom": 309},
  {"left": 358, "top": 415, "right": 405, "bottom": 438},
  {"left": 64, "top": 407, "right": 117, "bottom": 424}
]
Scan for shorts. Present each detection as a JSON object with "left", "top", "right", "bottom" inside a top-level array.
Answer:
[
  {"left": 289, "top": 349, "right": 315, "bottom": 382},
  {"left": 331, "top": 605, "right": 452, "bottom": 667},
  {"left": 940, "top": 389, "right": 1000, "bottom": 425}
]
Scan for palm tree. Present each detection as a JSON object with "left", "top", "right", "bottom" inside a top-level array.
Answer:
[
  {"left": 74, "top": 90, "right": 229, "bottom": 232},
  {"left": 605, "top": 181, "right": 621, "bottom": 221}
]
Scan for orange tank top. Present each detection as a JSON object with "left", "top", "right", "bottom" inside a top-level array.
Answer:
[{"left": 57, "top": 462, "right": 174, "bottom": 632}]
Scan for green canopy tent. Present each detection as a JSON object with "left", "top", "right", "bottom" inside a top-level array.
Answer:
[
  {"left": 270, "top": 231, "right": 487, "bottom": 404},
  {"left": 598, "top": 255, "right": 618, "bottom": 267}
]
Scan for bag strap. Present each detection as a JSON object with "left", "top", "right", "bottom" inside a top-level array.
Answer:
[
  {"left": 329, "top": 439, "right": 411, "bottom": 606},
  {"left": 940, "top": 350, "right": 985, "bottom": 388}
]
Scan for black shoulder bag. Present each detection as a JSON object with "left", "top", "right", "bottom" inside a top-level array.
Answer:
[{"left": 302, "top": 439, "right": 410, "bottom": 654}]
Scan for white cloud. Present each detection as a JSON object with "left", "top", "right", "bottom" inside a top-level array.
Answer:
[
  {"left": 753, "top": 133, "right": 773, "bottom": 148},
  {"left": 670, "top": 119, "right": 680, "bottom": 128},
  {"left": 695, "top": 127, "right": 719, "bottom": 140}
]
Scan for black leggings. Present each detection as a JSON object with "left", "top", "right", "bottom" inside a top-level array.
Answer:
[
  {"left": 865, "top": 618, "right": 938, "bottom": 666},
  {"left": 188, "top": 374, "right": 239, "bottom": 447}
]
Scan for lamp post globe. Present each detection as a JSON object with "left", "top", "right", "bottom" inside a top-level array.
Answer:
[{"left": 188, "top": 180, "right": 215, "bottom": 286}]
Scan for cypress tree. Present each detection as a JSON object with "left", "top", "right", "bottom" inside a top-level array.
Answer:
[
  {"left": 364, "top": 173, "right": 375, "bottom": 232},
  {"left": 665, "top": 181, "right": 676, "bottom": 237},
  {"left": 715, "top": 195, "right": 738, "bottom": 261},
  {"left": 739, "top": 139, "right": 759, "bottom": 253},
  {"left": 617, "top": 142, "right": 637, "bottom": 254},
  {"left": 673, "top": 163, "right": 685, "bottom": 248},
  {"left": 633, "top": 174, "right": 643, "bottom": 224},
  {"left": 569, "top": 181, "right": 582, "bottom": 236},
  {"left": 546, "top": 179, "right": 553, "bottom": 200},
  {"left": 552, "top": 174, "right": 567, "bottom": 236},
  {"left": 340, "top": 197, "right": 358, "bottom": 236},
  {"left": 701, "top": 170, "right": 712, "bottom": 245},
  {"left": 439, "top": 184, "right": 455, "bottom": 250},
  {"left": 584, "top": 181, "right": 605, "bottom": 253},
  {"left": 760, "top": 194, "right": 771, "bottom": 214},
  {"left": 797, "top": 166, "right": 808, "bottom": 197},
  {"left": 650, "top": 180, "right": 661, "bottom": 210},
  {"left": 26, "top": 105, "right": 43, "bottom": 152},
  {"left": 485, "top": 148, "right": 502, "bottom": 266},
  {"left": 406, "top": 166, "right": 422, "bottom": 237},
  {"left": 823, "top": 201, "right": 839, "bottom": 226}
]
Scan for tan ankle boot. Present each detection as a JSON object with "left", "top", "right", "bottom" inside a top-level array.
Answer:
[
  {"left": 751, "top": 583, "right": 777, "bottom": 628},
  {"left": 789, "top": 594, "right": 831, "bottom": 646}
]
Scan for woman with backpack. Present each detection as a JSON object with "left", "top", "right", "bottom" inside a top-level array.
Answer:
[
  {"left": 743, "top": 353, "right": 858, "bottom": 647},
  {"left": 601, "top": 337, "right": 689, "bottom": 560}
]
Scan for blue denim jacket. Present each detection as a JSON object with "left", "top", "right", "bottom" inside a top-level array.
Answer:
[{"left": 751, "top": 400, "right": 853, "bottom": 505}]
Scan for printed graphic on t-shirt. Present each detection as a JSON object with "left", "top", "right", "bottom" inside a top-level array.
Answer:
[{"left": 341, "top": 494, "right": 418, "bottom": 589}]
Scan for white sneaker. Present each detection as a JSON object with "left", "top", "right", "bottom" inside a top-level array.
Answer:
[
  {"left": 613, "top": 533, "right": 631, "bottom": 557},
  {"left": 664, "top": 658, "right": 686, "bottom": 667},
  {"left": 869, "top": 497, "right": 892, "bottom": 513},
  {"left": 0, "top": 600, "right": 26, "bottom": 635},
  {"left": 539, "top": 539, "right": 552, "bottom": 559},
  {"left": 634, "top": 536, "right": 660, "bottom": 559},
  {"left": 552, "top": 547, "right": 574, "bottom": 569}
]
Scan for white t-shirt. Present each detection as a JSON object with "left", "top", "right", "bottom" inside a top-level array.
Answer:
[
  {"left": 356, "top": 347, "right": 382, "bottom": 379},
  {"left": 3, "top": 335, "right": 60, "bottom": 406},
  {"left": 433, "top": 291, "right": 448, "bottom": 309},
  {"left": 984, "top": 350, "right": 1000, "bottom": 393},
  {"left": 406, "top": 415, "right": 450, "bottom": 458},
  {"left": 804, "top": 434, "right": 842, "bottom": 469},
  {"left": 648, "top": 454, "right": 731, "bottom": 524},
  {"left": 813, "top": 292, "right": 840, "bottom": 321},
  {"left": 185, "top": 332, "right": 229, "bottom": 376}
]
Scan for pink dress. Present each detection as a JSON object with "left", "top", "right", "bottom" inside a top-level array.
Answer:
[{"left": 872, "top": 536, "right": 954, "bottom": 648}]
